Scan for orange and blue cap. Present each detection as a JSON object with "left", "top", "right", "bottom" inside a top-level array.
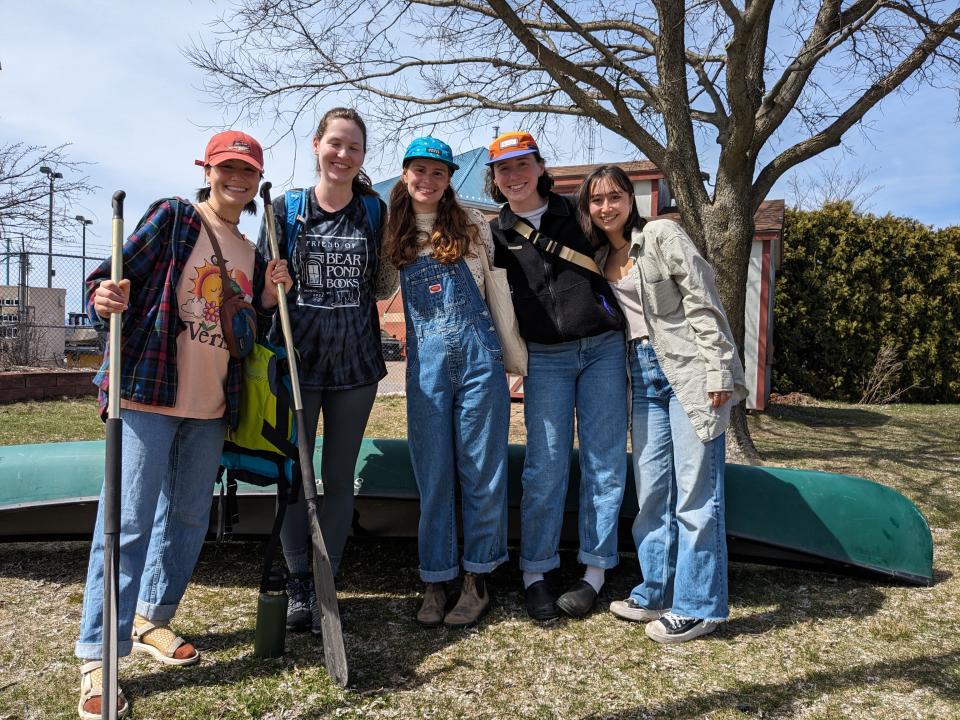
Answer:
[{"left": 487, "top": 131, "right": 540, "bottom": 165}]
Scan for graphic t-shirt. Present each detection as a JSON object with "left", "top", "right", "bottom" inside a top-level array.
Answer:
[
  {"left": 264, "top": 188, "right": 387, "bottom": 390},
  {"left": 124, "top": 203, "right": 256, "bottom": 418}
]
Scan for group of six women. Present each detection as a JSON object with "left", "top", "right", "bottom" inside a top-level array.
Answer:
[{"left": 75, "top": 108, "right": 745, "bottom": 718}]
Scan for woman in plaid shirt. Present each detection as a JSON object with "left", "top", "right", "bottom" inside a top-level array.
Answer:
[{"left": 74, "top": 131, "right": 290, "bottom": 719}]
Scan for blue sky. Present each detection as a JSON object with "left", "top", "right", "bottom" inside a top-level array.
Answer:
[{"left": 3, "top": 0, "right": 958, "bottom": 263}]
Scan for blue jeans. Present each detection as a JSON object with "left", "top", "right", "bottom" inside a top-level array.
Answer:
[
  {"left": 628, "top": 340, "right": 728, "bottom": 621},
  {"left": 403, "top": 254, "right": 510, "bottom": 582},
  {"left": 520, "top": 329, "right": 627, "bottom": 572},
  {"left": 76, "top": 410, "right": 225, "bottom": 660}
]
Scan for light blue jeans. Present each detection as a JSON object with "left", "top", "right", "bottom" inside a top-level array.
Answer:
[
  {"left": 76, "top": 409, "right": 225, "bottom": 660},
  {"left": 628, "top": 340, "right": 728, "bottom": 621},
  {"left": 520, "top": 329, "right": 627, "bottom": 572},
  {"left": 403, "top": 254, "right": 510, "bottom": 582}
]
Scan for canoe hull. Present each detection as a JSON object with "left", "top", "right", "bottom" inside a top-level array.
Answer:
[{"left": 0, "top": 438, "right": 933, "bottom": 585}]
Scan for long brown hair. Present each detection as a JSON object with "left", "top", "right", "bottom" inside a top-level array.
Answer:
[
  {"left": 384, "top": 164, "right": 478, "bottom": 268},
  {"left": 314, "top": 107, "right": 377, "bottom": 197}
]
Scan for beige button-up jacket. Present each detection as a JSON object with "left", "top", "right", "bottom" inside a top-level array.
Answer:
[{"left": 621, "top": 219, "right": 748, "bottom": 442}]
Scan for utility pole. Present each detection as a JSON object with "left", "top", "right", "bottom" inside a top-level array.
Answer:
[
  {"left": 39, "top": 165, "right": 63, "bottom": 288},
  {"left": 75, "top": 215, "right": 93, "bottom": 311}
]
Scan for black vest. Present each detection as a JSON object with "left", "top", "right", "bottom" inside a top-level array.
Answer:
[{"left": 491, "top": 193, "right": 624, "bottom": 344}]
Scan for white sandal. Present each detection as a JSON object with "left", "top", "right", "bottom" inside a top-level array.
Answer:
[
  {"left": 131, "top": 615, "right": 200, "bottom": 667},
  {"left": 78, "top": 660, "right": 129, "bottom": 719}
]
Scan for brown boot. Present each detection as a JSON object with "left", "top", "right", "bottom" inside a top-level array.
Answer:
[
  {"left": 443, "top": 573, "right": 489, "bottom": 628},
  {"left": 416, "top": 582, "right": 447, "bottom": 628}
]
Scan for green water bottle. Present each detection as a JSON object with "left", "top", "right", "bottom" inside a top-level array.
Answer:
[{"left": 254, "top": 571, "right": 288, "bottom": 658}]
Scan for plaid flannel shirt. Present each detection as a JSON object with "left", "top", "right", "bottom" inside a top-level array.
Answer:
[{"left": 86, "top": 197, "right": 271, "bottom": 428}]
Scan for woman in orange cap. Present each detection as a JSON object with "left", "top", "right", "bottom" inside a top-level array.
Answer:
[{"left": 486, "top": 131, "right": 627, "bottom": 621}]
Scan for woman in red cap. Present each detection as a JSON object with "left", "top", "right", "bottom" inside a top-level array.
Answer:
[
  {"left": 486, "top": 131, "right": 628, "bottom": 621},
  {"left": 75, "top": 130, "right": 290, "bottom": 719}
]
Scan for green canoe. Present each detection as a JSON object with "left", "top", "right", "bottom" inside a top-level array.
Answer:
[{"left": 0, "top": 438, "right": 933, "bottom": 586}]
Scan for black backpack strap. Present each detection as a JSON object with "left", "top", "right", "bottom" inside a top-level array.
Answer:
[
  {"left": 260, "top": 353, "right": 300, "bottom": 461},
  {"left": 259, "top": 454, "right": 290, "bottom": 592},
  {"left": 215, "top": 466, "right": 239, "bottom": 542}
]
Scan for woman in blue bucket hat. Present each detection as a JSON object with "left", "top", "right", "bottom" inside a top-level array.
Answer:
[{"left": 383, "top": 136, "right": 510, "bottom": 628}]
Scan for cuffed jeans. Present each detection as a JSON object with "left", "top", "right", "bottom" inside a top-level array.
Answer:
[
  {"left": 403, "top": 254, "right": 510, "bottom": 582},
  {"left": 628, "top": 340, "right": 729, "bottom": 621},
  {"left": 76, "top": 409, "right": 225, "bottom": 660},
  {"left": 520, "top": 329, "right": 627, "bottom": 572}
]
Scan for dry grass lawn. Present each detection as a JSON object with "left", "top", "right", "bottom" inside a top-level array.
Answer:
[{"left": 0, "top": 397, "right": 957, "bottom": 719}]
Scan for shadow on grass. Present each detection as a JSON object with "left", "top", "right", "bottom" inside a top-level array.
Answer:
[
  {"left": 764, "top": 404, "right": 891, "bottom": 429},
  {"left": 581, "top": 649, "right": 960, "bottom": 719},
  {"left": 753, "top": 405, "right": 959, "bottom": 529}
]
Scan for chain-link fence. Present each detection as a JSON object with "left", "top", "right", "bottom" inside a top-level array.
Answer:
[
  {"left": 0, "top": 250, "right": 102, "bottom": 370},
  {"left": 0, "top": 249, "right": 410, "bottom": 394}
]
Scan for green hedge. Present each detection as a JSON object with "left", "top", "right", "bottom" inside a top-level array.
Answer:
[{"left": 773, "top": 203, "right": 960, "bottom": 402}]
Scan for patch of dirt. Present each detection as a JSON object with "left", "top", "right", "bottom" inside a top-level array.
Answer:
[{"left": 768, "top": 391, "right": 823, "bottom": 407}]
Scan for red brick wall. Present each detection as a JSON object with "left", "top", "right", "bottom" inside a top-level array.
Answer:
[{"left": 0, "top": 371, "right": 97, "bottom": 404}]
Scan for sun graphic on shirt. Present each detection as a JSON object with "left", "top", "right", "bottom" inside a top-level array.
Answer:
[
  {"left": 190, "top": 260, "right": 225, "bottom": 325},
  {"left": 180, "top": 256, "right": 253, "bottom": 330}
]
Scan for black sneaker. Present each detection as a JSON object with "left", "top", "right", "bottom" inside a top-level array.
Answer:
[
  {"left": 286, "top": 573, "right": 316, "bottom": 632},
  {"left": 645, "top": 612, "right": 718, "bottom": 644}
]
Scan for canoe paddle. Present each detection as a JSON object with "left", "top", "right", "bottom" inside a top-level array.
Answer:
[
  {"left": 102, "top": 190, "right": 125, "bottom": 720},
  {"left": 260, "top": 182, "right": 349, "bottom": 687}
]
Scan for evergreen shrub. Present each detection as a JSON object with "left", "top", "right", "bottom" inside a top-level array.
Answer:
[{"left": 773, "top": 203, "right": 960, "bottom": 402}]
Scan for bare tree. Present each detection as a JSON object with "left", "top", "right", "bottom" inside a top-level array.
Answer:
[
  {"left": 786, "top": 157, "right": 881, "bottom": 212},
  {"left": 187, "top": 0, "right": 960, "bottom": 461},
  {"left": 0, "top": 142, "right": 96, "bottom": 252}
]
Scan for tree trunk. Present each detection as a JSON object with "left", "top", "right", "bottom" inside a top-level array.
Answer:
[{"left": 702, "top": 190, "right": 762, "bottom": 465}]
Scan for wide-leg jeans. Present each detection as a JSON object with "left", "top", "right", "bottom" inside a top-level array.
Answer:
[
  {"left": 628, "top": 340, "right": 729, "bottom": 621},
  {"left": 75, "top": 409, "right": 225, "bottom": 660},
  {"left": 520, "top": 329, "right": 627, "bottom": 573},
  {"left": 403, "top": 254, "right": 510, "bottom": 583}
]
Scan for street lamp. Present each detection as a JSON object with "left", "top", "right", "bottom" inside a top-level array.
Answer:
[
  {"left": 39, "top": 165, "right": 63, "bottom": 288},
  {"left": 75, "top": 215, "right": 93, "bottom": 311}
]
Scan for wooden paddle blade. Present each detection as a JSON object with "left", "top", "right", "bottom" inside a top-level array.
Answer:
[
  {"left": 293, "top": 408, "right": 348, "bottom": 686},
  {"left": 306, "top": 500, "right": 348, "bottom": 686}
]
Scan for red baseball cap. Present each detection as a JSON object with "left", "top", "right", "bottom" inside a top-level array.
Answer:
[
  {"left": 195, "top": 130, "right": 264, "bottom": 172},
  {"left": 487, "top": 131, "right": 540, "bottom": 165}
]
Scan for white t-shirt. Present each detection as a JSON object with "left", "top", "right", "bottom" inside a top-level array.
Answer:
[{"left": 515, "top": 202, "right": 550, "bottom": 230}]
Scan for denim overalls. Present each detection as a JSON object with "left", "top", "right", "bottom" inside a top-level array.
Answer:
[{"left": 401, "top": 253, "right": 510, "bottom": 582}]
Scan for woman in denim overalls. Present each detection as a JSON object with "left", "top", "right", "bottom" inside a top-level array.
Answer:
[{"left": 383, "top": 137, "right": 510, "bottom": 628}]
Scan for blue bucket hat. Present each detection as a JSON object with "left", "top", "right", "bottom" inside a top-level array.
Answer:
[{"left": 403, "top": 136, "right": 459, "bottom": 172}]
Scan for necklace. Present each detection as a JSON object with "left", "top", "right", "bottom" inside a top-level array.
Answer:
[
  {"left": 610, "top": 242, "right": 629, "bottom": 253},
  {"left": 206, "top": 203, "right": 240, "bottom": 226}
]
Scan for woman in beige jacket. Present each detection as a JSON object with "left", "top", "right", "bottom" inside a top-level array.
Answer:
[{"left": 577, "top": 165, "right": 747, "bottom": 644}]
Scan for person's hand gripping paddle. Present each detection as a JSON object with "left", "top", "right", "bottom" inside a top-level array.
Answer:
[
  {"left": 102, "top": 190, "right": 125, "bottom": 719},
  {"left": 260, "top": 182, "right": 349, "bottom": 687}
]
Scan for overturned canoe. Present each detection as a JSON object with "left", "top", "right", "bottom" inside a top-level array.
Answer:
[{"left": 0, "top": 438, "right": 933, "bottom": 586}]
